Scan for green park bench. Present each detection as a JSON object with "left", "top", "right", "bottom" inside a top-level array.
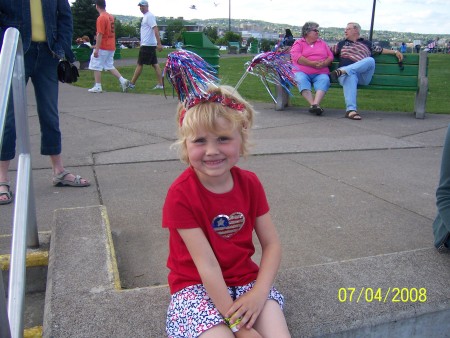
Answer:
[
  {"left": 72, "top": 45, "right": 122, "bottom": 70},
  {"left": 276, "top": 51, "right": 429, "bottom": 119}
]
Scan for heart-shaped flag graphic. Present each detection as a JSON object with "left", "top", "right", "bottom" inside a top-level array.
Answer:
[{"left": 212, "top": 212, "right": 245, "bottom": 238}]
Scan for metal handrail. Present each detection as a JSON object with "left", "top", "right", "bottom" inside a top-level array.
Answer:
[{"left": 0, "top": 27, "right": 39, "bottom": 338}]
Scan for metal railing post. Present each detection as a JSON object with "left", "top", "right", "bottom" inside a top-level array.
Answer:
[{"left": 0, "top": 27, "right": 39, "bottom": 338}]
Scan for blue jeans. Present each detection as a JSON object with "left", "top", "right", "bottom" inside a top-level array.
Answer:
[
  {"left": 1, "top": 42, "right": 61, "bottom": 161},
  {"left": 433, "top": 124, "right": 450, "bottom": 250},
  {"left": 294, "top": 72, "right": 330, "bottom": 93},
  {"left": 337, "top": 57, "right": 375, "bottom": 112}
]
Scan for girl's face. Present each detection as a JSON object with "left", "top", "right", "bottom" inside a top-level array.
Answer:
[{"left": 186, "top": 117, "right": 242, "bottom": 188}]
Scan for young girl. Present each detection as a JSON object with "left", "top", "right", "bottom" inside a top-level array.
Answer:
[{"left": 162, "top": 85, "right": 291, "bottom": 337}]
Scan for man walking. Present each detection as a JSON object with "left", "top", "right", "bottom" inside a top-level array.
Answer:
[
  {"left": 88, "top": 0, "right": 129, "bottom": 93},
  {"left": 128, "top": 0, "right": 163, "bottom": 90},
  {"left": 330, "top": 22, "right": 403, "bottom": 120}
]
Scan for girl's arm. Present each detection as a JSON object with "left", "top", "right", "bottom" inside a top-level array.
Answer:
[
  {"left": 177, "top": 227, "right": 234, "bottom": 315},
  {"left": 226, "top": 212, "right": 282, "bottom": 330},
  {"left": 178, "top": 227, "right": 263, "bottom": 337}
]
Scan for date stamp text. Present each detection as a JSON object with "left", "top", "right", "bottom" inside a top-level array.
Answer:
[{"left": 338, "top": 287, "right": 427, "bottom": 303}]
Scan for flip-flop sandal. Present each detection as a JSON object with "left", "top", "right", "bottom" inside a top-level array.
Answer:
[
  {"left": 0, "top": 182, "right": 13, "bottom": 205},
  {"left": 53, "top": 170, "right": 90, "bottom": 187},
  {"left": 308, "top": 104, "right": 324, "bottom": 115},
  {"left": 312, "top": 106, "right": 324, "bottom": 116},
  {"left": 345, "top": 111, "right": 362, "bottom": 120},
  {"left": 308, "top": 105, "right": 318, "bottom": 114}
]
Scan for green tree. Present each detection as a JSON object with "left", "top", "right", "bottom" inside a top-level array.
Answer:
[
  {"left": 246, "top": 37, "right": 256, "bottom": 47},
  {"left": 115, "top": 20, "right": 139, "bottom": 38},
  {"left": 260, "top": 39, "right": 273, "bottom": 52},
  {"left": 223, "top": 31, "right": 241, "bottom": 43},
  {"left": 203, "top": 26, "right": 218, "bottom": 43},
  {"left": 163, "top": 19, "right": 184, "bottom": 46},
  {"left": 71, "top": 0, "right": 98, "bottom": 44}
]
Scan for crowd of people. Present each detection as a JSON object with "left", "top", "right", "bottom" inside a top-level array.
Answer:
[{"left": 1, "top": 1, "right": 448, "bottom": 337}]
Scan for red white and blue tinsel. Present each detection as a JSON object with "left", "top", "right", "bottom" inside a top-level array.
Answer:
[
  {"left": 163, "top": 49, "right": 219, "bottom": 105},
  {"left": 235, "top": 49, "right": 296, "bottom": 103}
]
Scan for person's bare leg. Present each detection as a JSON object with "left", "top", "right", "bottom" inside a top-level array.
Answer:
[
  {"left": 152, "top": 63, "right": 163, "bottom": 86},
  {"left": 108, "top": 68, "right": 123, "bottom": 80},
  {"left": 0, "top": 160, "right": 11, "bottom": 202},
  {"left": 301, "top": 89, "right": 314, "bottom": 106},
  {"left": 131, "top": 64, "right": 144, "bottom": 85},
  {"left": 94, "top": 70, "right": 102, "bottom": 84},
  {"left": 252, "top": 300, "right": 291, "bottom": 338},
  {"left": 313, "top": 90, "right": 326, "bottom": 106},
  {"left": 199, "top": 324, "right": 234, "bottom": 338}
]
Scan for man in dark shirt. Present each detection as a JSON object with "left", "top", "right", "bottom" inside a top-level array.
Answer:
[{"left": 330, "top": 22, "right": 403, "bottom": 120}]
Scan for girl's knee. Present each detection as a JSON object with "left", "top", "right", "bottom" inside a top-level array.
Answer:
[{"left": 254, "top": 300, "right": 290, "bottom": 337}]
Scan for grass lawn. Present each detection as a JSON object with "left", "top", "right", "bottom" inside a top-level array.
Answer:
[{"left": 74, "top": 51, "right": 450, "bottom": 114}]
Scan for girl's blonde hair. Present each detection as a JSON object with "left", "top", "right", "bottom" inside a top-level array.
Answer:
[{"left": 174, "top": 85, "right": 255, "bottom": 164}]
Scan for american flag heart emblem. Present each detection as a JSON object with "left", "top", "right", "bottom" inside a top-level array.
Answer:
[{"left": 212, "top": 212, "right": 245, "bottom": 238}]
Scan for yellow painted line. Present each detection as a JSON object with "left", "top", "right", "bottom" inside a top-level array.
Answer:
[
  {"left": 24, "top": 326, "right": 42, "bottom": 338},
  {"left": 0, "top": 251, "right": 48, "bottom": 270},
  {"left": 101, "top": 206, "right": 122, "bottom": 291},
  {"left": 0, "top": 230, "right": 51, "bottom": 239}
]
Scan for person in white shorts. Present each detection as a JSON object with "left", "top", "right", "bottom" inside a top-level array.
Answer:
[{"left": 88, "top": 0, "right": 129, "bottom": 93}]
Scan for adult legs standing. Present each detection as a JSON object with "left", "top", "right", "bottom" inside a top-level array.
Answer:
[{"left": 0, "top": 42, "right": 89, "bottom": 204}]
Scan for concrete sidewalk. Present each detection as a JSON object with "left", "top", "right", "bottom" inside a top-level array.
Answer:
[{"left": 1, "top": 82, "right": 450, "bottom": 336}]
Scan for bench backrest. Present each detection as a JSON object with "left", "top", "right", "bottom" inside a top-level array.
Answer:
[
  {"left": 72, "top": 47, "right": 92, "bottom": 61},
  {"left": 330, "top": 54, "right": 427, "bottom": 91}
]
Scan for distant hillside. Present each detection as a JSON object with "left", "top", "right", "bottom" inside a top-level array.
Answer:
[{"left": 115, "top": 15, "right": 448, "bottom": 44}]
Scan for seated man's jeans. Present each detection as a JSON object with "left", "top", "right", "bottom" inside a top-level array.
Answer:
[
  {"left": 338, "top": 57, "right": 376, "bottom": 112},
  {"left": 1, "top": 42, "right": 61, "bottom": 161}
]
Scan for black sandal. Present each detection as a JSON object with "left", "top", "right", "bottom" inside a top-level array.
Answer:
[
  {"left": 345, "top": 111, "right": 362, "bottom": 120},
  {"left": 309, "top": 105, "right": 324, "bottom": 116}
]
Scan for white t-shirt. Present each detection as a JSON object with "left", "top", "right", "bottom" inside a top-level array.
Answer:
[{"left": 141, "top": 11, "right": 157, "bottom": 46}]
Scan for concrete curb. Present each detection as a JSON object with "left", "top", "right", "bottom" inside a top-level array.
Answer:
[{"left": 43, "top": 205, "right": 450, "bottom": 337}]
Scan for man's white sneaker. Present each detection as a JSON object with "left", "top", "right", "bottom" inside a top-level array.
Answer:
[
  {"left": 121, "top": 79, "right": 130, "bottom": 92},
  {"left": 88, "top": 86, "right": 102, "bottom": 93},
  {"left": 152, "top": 84, "right": 164, "bottom": 90}
]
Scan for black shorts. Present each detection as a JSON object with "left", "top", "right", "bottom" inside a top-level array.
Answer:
[{"left": 137, "top": 46, "right": 158, "bottom": 65}]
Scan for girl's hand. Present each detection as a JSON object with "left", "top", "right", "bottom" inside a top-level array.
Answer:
[{"left": 226, "top": 287, "right": 267, "bottom": 330}]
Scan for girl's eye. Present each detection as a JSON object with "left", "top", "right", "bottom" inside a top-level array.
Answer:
[
  {"left": 192, "top": 137, "right": 206, "bottom": 144},
  {"left": 218, "top": 136, "right": 231, "bottom": 143}
]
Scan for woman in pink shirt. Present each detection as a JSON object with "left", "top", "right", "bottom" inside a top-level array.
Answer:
[{"left": 290, "top": 22, "right": 334, "bottom": 115}]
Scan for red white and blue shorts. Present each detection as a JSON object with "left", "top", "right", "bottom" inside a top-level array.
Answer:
[{"left": 166, "top": 281, "right": 284, "bottom": 338}]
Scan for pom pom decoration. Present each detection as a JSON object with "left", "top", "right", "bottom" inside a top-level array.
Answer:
[
  {"left": 235, "top": 49, "right": 296, "bottom": 103},
  {"left": 163, "top": 49, "right": 220, "bottom": 105}
]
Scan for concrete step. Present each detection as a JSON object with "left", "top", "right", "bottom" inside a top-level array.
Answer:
[
  {"left": 43, "top": 205, "right": 450, "bottom": 337},
  {"left": 1, "top": 233, "right": 49, "bottom": 333}
]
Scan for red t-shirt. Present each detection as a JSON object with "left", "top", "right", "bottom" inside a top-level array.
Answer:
[
  {"left": 96, "top": 12, "right": 116, "bottom": 51},
  {"left": 162, "top": 166, "right": 270, "bottom": 294}
]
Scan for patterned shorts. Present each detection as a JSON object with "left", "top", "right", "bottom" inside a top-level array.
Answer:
[{"left": 166, "top": 281, "right": 284, "bottom": 338}]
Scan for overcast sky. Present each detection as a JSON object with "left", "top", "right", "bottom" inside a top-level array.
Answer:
[{"left": 77, "top": 0, "right": 449, "bottom": 35}]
